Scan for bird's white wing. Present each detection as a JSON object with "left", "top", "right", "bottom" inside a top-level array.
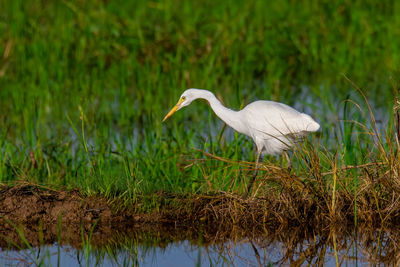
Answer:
[{"left": 241, "top": 101, "right": 318, "bottom": 139}]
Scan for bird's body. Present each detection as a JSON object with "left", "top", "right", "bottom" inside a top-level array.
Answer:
[
  {"left": 162, "top": 88, "right": 320, "bottom": 196},
  {"left": 238, "top": 100, "right": 319, "bottom": 155}
]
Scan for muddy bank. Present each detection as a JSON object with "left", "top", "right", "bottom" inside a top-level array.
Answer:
[
  {"left": 0, "top": 184, "right": 319, "bottom": 233},
  {"left": 0, "top": 183, "right": 397, "bottom": 249}
]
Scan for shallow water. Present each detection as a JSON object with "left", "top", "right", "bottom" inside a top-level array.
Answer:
[{"left": 0, "top": 227, "right": 395, "bottom": 266}]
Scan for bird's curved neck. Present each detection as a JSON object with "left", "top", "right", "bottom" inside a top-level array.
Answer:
[{"left": 195, "top": 90, "right": 246, "bottom": 134}]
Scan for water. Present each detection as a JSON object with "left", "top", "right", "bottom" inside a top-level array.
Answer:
[
  {"left": 0, "top": 227, "right": 395, "bottom": 266},
  {"left": 0, "top": 241, "right": 338, "bottom": 266}
]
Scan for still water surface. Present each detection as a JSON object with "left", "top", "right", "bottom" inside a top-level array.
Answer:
[{"left": 0, "top": 227, "right": 392, "bottom": 266}]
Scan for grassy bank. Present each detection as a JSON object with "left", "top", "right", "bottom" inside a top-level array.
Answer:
[{"left": 0, "top": 0, "right": 399, "bottom": 210}]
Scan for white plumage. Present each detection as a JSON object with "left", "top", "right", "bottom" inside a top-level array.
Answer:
[
  {"left": 162, "top": 88, "right": 320, "bottom": 196},
  {"left": 239, "top": 100, "right": 320, "bottom": 155}
]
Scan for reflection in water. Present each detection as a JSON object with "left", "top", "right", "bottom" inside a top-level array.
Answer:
[{"left": 0, "top": 226, "right": 399, "bottom": 266}]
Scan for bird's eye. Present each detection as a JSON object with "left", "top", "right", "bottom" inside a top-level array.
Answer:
[{"left": 181, "top": 96, "right": 186, "bottom": 101}]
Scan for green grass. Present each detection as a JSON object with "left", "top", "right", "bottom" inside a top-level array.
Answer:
[{"left": 0, "top": 0, "right": 399, "bottom": 202}]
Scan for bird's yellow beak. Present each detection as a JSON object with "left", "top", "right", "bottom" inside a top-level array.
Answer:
[{"left": 162, "top": 98, "right": 185, "bottom": 122}]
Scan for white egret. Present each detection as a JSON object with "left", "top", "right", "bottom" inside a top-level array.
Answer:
[{"left": 162, "top": 89, "right": 320, "bottom": 196}]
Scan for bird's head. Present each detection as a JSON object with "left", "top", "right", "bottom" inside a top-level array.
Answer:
[{"left": 162, "top": 89, "right": 197, "bottom": 122}]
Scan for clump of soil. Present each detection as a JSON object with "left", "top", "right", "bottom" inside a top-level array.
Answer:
[
  {"left": 0, "top": 184, "right": 110, "bottom": 225},
  {"left": 0, "top": 183, "right": 110, "bottom": 248},
  {"left": 0, "top": 183, "right": 301, "bottom": 248}
]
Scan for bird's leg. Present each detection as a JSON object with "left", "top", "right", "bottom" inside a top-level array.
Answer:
[
  {"left": 245, "top": 149, "right": 261, "bottom": 198},
  {"left": 282, "top": 151, "right": 292, "bottom": 172}
]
